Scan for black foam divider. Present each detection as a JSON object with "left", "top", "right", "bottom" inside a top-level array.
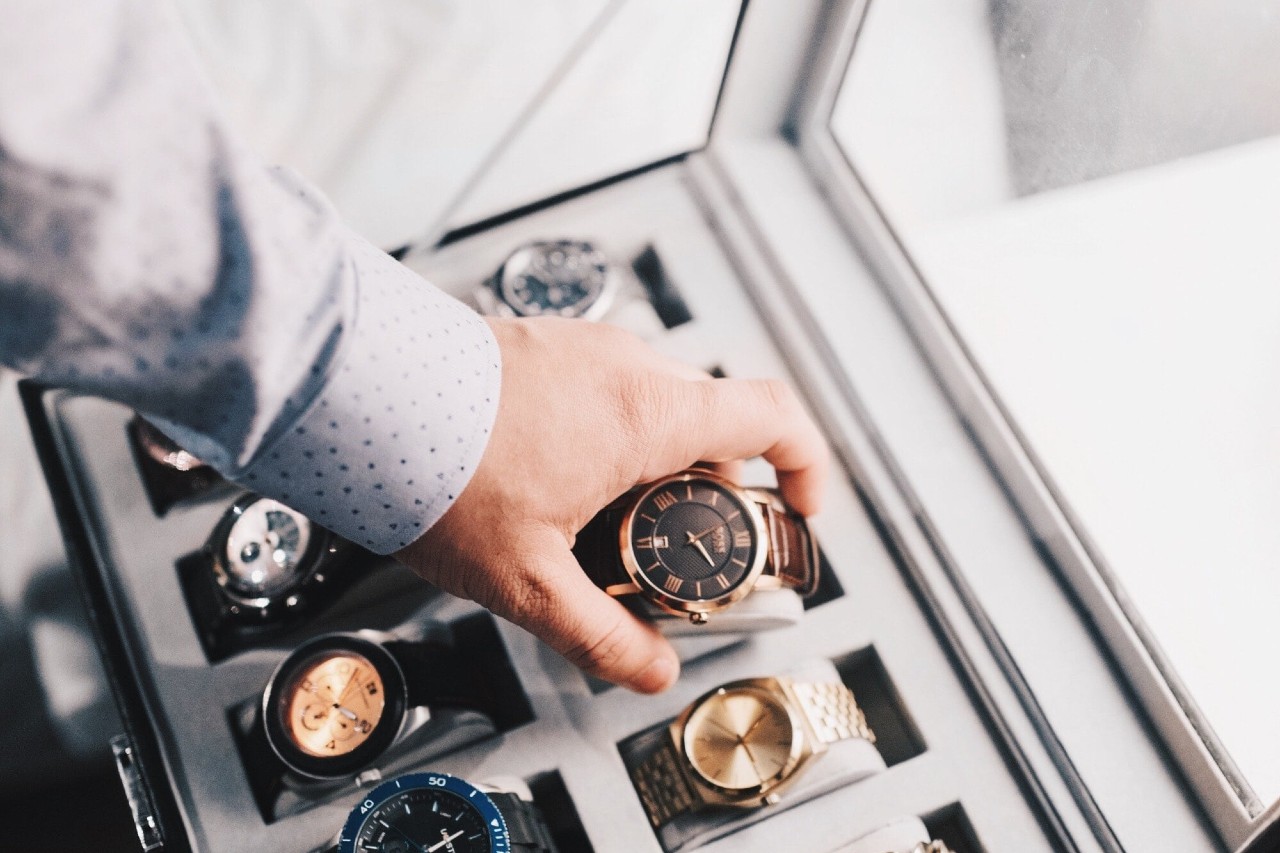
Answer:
[
  {"left": 922, "top": 803, "right": 985, "bottom": 853},
  {"left": 831, "top": 646, "right": 926, "bottom": 768},
  {"left": 804, "top": 546, "right": 845, "bottom": 611},
  {"left": 633, "top": 245, "right": 694, "bottom": 330},
  {"left": 528, "top": 770, "right": 596, "bottom": 853}
]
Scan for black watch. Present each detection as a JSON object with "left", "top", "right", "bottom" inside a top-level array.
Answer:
[{"left": 333, "top": 771, "right": 559, "bottom": 853}]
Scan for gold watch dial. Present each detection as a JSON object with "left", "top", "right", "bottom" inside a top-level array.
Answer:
[
  {"left": 280, "top": 651, "right": 386, "bottom": 758},
  {"left": 683, "top": 686, "right": 797, "bottom": 793}
]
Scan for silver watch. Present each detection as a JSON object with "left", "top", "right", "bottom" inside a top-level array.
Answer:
[{"left": 478, "top": 239, "right": 621, "bottom": 321}]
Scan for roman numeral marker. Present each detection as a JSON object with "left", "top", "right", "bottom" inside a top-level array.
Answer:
[
  {"left": 653, "top": 491, "right": 678, "bottom": 511},
  {"left": 734, "top": 530, "right": 752, "bottom": 548},
  {"left": 663, "top": 575, "right": 683, "bottom": 594},
  {"left": 714, "top": 575, "right": 731, "bottom": 590}
]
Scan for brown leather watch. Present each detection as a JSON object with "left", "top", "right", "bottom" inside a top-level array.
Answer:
[{"left": 572, "top": 469, "right": 820, "bottom": 624}]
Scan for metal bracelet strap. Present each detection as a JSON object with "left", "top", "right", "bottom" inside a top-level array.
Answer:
[
  {"left": 790, "top": 680, "right": 876, "bottom": 746},
  {"left": 756, "top": 490, "right": 820, "bottom": 596},
  {"left": 486, "top": 792, "right": 560, "bottom": 853},
  {"left": 631, "top": 734, "right": 699, "bottom": 829}
]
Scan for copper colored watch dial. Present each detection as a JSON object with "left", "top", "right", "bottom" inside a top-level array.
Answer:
[{"left": 279, "top": 650, "right": 386, "bottom": 758}]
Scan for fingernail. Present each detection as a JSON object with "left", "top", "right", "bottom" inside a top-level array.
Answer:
[{"left": 629, "top": 655, "right": 679, "bottom": 693}]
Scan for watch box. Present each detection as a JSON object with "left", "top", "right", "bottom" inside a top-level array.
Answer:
[{"left": 22, "top": 1, "right": 1279, "bottom": 851}]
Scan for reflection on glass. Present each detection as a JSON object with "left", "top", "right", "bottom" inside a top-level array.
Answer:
[{"left": 832, "top": 0, "right": 1280, "bottom": 806}]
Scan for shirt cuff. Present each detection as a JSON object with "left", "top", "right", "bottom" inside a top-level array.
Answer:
[{"left": 234, "top": 235, "right": 501, "bottom": 554}]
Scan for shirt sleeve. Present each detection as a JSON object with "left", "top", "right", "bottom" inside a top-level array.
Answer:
[{"left": 0, "top": 0, "right": 501, "bottom": 554}]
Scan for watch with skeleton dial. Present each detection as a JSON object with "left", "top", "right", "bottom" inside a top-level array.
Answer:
[
  {"left": 629, "top": 676, "right": 875, "bottom": 828},
  {"left": 262, "top": 631, "right": 498, "bottom": 782},
  {"left": 207, "top": 493, "right": 342, "bottom": 622},
  {"left": 573, "top": 469, "right": 820, "bottom": 624},
  {"left": 333, "top": 772, "right": 559, "bottom": 853},
  {"left": 478, "top": 240, "right": 620, "bottom": 321}
]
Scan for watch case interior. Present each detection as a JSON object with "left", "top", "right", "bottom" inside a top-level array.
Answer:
[{"left": 23, "top": 159, "right": 1075, "bottom": 852}]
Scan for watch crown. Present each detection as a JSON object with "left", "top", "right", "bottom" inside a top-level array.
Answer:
[{"left": 689, "top": 612, "right": 709, "bottom": 625}]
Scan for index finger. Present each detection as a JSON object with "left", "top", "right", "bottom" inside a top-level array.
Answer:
[{"left": 645, "top": 377, "right": 829, "bottom": 515}]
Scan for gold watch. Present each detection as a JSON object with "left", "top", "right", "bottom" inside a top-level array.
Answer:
[
  {"left": 630, "top": 676, "right": 875, "bottom": 828},
  {"left": 573, "top": 469, "right": 820, "bottom": 624}
]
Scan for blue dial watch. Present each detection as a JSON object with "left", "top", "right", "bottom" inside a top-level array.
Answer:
[{"left": 336, "top": 772, "right": 558, "bottom": 853}]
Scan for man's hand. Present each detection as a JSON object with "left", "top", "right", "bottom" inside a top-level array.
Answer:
[{"left": 396, "top": 318, "right": 828, "bottom": 693}]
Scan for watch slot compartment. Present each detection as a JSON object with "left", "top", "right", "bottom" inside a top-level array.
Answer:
[
  {"left": 616, "top": 657, "right": 891, "bottom": 853},
  {"left": 922, "top": 803, "right": 984, "bottom": 853},
  {"left": 228, "top": 611, "right": 533, "bottom": 824},
  {"left": 126, "top": 416, "right": 232, "bottom": 516},
  {"left": 632, "top": 244, "right": 694, "bottom": 330},
  {"left": 803, "top": 546, "right": 845, "bottom": 611},
  {"left": 527, "top": 769, "right": 596, "bottom": 853},
  {"left": 831, "top": 646, "right": 926, "bottom": 768},
  {"left": 177, "top": 544, "right": 424, "bottom": 664}
]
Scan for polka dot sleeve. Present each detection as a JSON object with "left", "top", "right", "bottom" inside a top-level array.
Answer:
[{"left": 231, "top": 235, "right": 502, "bottom": 554}]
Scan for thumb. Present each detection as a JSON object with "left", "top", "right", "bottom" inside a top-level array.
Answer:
[{"left": 498, "top": 526, "right": 681, "bottom": 693}]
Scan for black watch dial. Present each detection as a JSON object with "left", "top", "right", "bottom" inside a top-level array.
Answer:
[
  {"left": 354, "top": 787, "right": 494, "bottom": 853},
  {"left": 495, "top": 240, "right": 610, "bottom": 318},
  {"left": 220, "top": 497, "right": 314, "bottom": 600},
  {"left": 627, "top": 474, "right": 759, "bottom": 602},
  {"left": 339, "top": 773, "right": 510, "bottom": 853}
]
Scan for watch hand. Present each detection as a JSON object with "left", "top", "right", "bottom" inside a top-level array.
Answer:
[
  {"left": 741, "top": 710, "right": 768, "bottom": 741},
  {"left": 333, "top": 705, "right": 357, "bottom": 721},
  {"left": 683, "top": 532, "right": 717, "bottom": 567},
  {"left": 737, "top": 737, "right": 768, "bottom": 783},
  {"left": 427, "top": 830, "right": 465, "bottom": 853},
  {"left": 383, "top": 822, "right": 429, "bottom": 853},
  {"left": 336, "top": 666, "right": 363, "bottom": 705},
  {"left": 702, "top": 717, "right": 743, "bottom": 742},
  {"left": 685, "top": 522, "right": 727, "bottom": 543}
]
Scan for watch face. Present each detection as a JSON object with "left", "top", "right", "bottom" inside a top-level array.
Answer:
[
  {"left": 263, "top": 634, "right": 408, "bottom": 779},
  {"left": 339, "top": 773, "right": 510, "bottom": 853},
  {"left": 625, "top": 472, "right": 762, "bottom": 605},
  {"left": 278, "top": 649, "right": 386, "bottom": 759},
  {"left": 495, "top": 240, "right": 611, "bottom": 319},
  {"left": 219, "top": 497, "right": 314, "bottom": 601},
  {"left": 683, "top": 685, "right": 800, "bottom": 795}
]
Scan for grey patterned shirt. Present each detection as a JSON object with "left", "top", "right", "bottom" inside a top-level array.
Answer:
[{"left": 0, "top": 0, "right": 501, "bottom": 554}]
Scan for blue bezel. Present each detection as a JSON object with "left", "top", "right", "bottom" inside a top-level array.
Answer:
[{"left": 337, "top": 772, "right": 510, "bottom": 853}]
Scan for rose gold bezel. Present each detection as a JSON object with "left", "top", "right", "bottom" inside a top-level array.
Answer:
[
  {"left": 618, "top": 469, "right": 769, "bottom": 617},
  {"left": 671, "top": 677, "right": 814, "bottom": 805}
]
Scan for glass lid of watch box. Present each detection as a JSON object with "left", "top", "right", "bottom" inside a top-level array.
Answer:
[
  {"left": 171, "top": 0, "right": 745, "bottom": 252},
  {"left": 828, "top": 0, "right": 1280, "bottom": 822}
]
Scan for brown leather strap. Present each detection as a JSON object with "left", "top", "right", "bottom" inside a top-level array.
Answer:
[
  {"left": 757, "top": 489, "right": 820, "bottom": 596},
  {"left": 572, "top": 505, "right": 631, "bottom": 590}
]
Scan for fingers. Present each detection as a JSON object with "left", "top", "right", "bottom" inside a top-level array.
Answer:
[
  {"left": 651, "top": 377, "right": 829, "bottom": 516},
  {"left": 492, "top": 526, "right": 681, "bottom": 693}
]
